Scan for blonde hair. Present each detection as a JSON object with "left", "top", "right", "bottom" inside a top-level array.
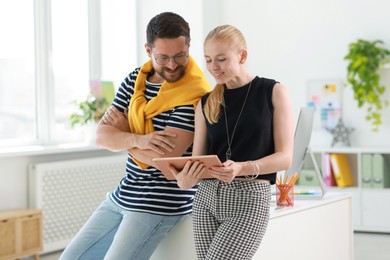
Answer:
[{"left": 203, "top": 25, "right": 247, "bottom": 124}]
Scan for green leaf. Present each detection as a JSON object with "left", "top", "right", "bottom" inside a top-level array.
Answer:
[
  {"left": 68, "top": 94, "right": 109, "bottom": 128},
  {"left": 345, "top": 39, "right": 390, "bottom": 131}
]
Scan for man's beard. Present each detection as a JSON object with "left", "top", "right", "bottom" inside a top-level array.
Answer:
[{"left": 156, "top": 65, "right": 186, "bottom": 83}]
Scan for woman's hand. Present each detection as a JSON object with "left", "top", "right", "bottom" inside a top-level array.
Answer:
[
  {"left": 209, "top": 160, "right": 243, "bottom": 182},
  {"left": 170, "top": 161, "right": 205, "bottom": 189}
]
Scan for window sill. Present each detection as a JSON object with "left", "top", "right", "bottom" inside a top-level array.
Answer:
[{"left": 0, "top": 142, "right": 105, "bottom": 158}]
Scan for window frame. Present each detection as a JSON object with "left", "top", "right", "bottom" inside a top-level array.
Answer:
[{"left": 0, "top": 0, "right": 137, "bottom": 150}]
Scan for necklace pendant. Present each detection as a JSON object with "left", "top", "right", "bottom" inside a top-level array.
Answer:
[
  {"left": 223, "top": 80, "right": 252, "bottom": 163},
  {"left": 226, "top": 148, "right": 232, "bottom": 161}
]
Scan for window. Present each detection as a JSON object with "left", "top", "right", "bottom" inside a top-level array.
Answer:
[
  {"left": 0, "top": 0, "right": 137, "bottom": 148},
  {"left": 0, "top": 0, "right": 36, "bottom": 146},
  {"left": 51, "top": 0, "right": 90, "bottom": 143},
  {"left": 101, "top": 0, "right": 137, "bottom": 88}
]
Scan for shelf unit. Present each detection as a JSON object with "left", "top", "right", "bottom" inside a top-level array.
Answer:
[
  {"left": 301, "top": 146, "right": 390, "bottom": 233},
  {"left": 0, "top": 209, "right": 42, "bottom": 260}
]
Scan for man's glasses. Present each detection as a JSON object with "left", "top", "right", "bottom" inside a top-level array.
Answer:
[{"left": 153, "top": 52, "right": 189, "bottom": 65}]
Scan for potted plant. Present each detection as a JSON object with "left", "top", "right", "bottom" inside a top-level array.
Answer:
[
  {"left": 344, "top": 39, "right": 390, "bottom": 131},
  {"left": 69, "top": 94, "right": 108, "bottom": 128}
]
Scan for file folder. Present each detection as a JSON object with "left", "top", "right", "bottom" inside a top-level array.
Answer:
[
  {"left": 298, "top": 169, "right": 320, "bottom": 186},
  {"left": 361, "top": 154, "right": 373, "bottom": 188},
  {"left": 372, "top": 154, "right": 389, "bottom": 188},
  {"left": 330, "top": 153, "right": 354, "bottom": 187},
  {"left": 322, "top": 153, "right": 336, "bottom": 186}
]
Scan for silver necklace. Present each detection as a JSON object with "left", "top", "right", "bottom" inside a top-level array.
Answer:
[{"left": 223, "top": 80, "right": 253, "bottom": 161}]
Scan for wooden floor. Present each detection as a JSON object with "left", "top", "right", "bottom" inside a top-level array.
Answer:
[{"left": 27, "top": 232, "right": 390, "bottom": 260}]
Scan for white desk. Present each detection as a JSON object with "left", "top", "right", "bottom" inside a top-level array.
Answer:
[{"left": 151, "top": 193, "right": 353, "bottom": 260}]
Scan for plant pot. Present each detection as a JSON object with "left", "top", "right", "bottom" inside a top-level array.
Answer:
[{"left": 84, "top": 122, "right": 98, "bottom": 144}]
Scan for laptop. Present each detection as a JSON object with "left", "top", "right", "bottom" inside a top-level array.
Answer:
[{"left": 279, "top": 107, "right": 326, "bottom": 200}]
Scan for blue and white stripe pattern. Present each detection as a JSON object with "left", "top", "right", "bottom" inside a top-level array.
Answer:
[{"left": 109, "top": 68, "right": 197, "bottom": 215}]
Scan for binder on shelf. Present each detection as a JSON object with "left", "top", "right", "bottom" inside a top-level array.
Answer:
[
  {"left": 322, "top": 153, "right": 336, "bottom": 186},
  {"left": 298, "top": 169, "right": 320, "bottom": 186},
  {"left": 361, "top": 154, "right": 373, "bottom": 188},
  {"left": 372, "top": 154, "right": 390, "bottom": 189},
  {"left": 329, "top": 153, "right": 354, "bottom": 187}
]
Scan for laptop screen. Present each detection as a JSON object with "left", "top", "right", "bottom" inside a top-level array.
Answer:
[
  {"left": 285, "top": 107, "right": 315, "bottom": 177},
  {"left": 284, "top": 107, "right": 327, "bottom": 198}
]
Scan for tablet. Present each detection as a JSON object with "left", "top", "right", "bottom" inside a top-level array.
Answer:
[{"left": 152, "top": 155, "right": 222, "bottom": 180}]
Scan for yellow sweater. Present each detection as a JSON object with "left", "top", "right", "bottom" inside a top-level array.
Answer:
[{"left": 128, "top": 56, "right": 210, "bottom": 169}]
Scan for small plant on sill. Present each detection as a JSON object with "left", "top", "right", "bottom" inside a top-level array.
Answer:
[
  {"left": 69, "top": 94, "right": 108, "bottom": 128},
  {"left": 344, "top": 39, "right": 390, "bottom": 131}
]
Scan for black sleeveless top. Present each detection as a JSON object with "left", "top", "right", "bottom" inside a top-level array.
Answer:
[{"left": 201, "top": 76, "right": 277, "bottom": 184}]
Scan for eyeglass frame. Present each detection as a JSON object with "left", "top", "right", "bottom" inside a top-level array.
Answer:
[{"left": 151, "top": 49, "right": 189, "bottom": 65}]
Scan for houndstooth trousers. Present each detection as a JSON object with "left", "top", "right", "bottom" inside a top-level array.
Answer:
[{"left": 192, "top": 179, "right": 271, "bottom": 260}]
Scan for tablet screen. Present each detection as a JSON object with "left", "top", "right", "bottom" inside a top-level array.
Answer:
[{"left": 152, "top": 155, "right": 222, "bottom": 180}]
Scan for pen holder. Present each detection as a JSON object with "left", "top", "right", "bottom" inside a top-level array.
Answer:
[{"left": 276, "top": 184, "right": 294, "bottom": 207}]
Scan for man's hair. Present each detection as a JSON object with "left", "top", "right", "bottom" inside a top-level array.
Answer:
[{"left": 146, "top": 12, "right": 190, "bottom": 47}]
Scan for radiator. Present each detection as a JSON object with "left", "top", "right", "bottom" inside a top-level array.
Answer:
[{"left": 28, "top": 154, "right": 126, "bottom": 253}]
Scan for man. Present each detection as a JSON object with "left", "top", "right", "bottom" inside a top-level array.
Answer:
[{"left": 60, "top": 12, "right": 210, "bottom": 260}]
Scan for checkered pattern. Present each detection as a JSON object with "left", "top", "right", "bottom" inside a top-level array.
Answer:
[{"left": 192, "top": 179, "right": 271, "bottom": 260}]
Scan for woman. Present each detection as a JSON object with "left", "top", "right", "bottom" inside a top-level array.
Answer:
[{"left": 170, "top": 25, "right": 294, "bottom": 259}]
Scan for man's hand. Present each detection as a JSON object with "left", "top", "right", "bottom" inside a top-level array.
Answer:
[
  {"left": 102, "top": 106, "right": 130, "bottom": 132},
  {"left": 170, "top": 161, "right": 204, "bottom": 189},
  {"left": 134, "top": 131, "right": 177, "bottom": 154}
]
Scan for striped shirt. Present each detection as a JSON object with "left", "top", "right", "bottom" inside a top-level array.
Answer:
[{"left": 109, "top": 68, "right": 197, "bottom": 215}]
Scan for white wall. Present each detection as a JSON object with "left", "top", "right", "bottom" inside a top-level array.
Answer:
[
  {"left": 134, "top": 0, "right": 390, "bottom": 147},
  {"left": 201, "top": 0, "right": 390, "bottom": 147}
]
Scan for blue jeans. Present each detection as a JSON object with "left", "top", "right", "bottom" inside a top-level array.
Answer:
[{"left": 60, "top": 196, "right": 186, "bottom": 260}]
